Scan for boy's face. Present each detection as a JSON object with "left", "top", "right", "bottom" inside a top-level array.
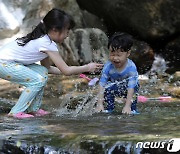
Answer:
[{"left": 109, "top": 47, "right": 130, "bottom": 69}]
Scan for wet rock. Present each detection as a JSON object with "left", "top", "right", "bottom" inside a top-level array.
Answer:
[
  {"left": 168, "top": 71, "right": 180, "bottom": 83},
  {"left": 173, "top": 71, "right": 180, "bottom": 82},
  {"left": 0, "top": 98, "right": 14, "bottom": 113},
  {"left": 165, "top": 71, "right": 180, "bottom": 98},
  {"left": 166, "top": 86, "right": 180, "bottom": 98},
  {"left": 0, "top": 140, "right": 57, "bottom": 154}
]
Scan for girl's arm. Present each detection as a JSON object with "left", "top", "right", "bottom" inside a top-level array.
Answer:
[
  {"left": 40, "top": 57, "right": 62, "bottom": 74},
  {"left": 45, "top": 51, "right": 103, "bottom": 75},
  {"left": 122, "top": 88, "right": 134, "bottom": 114},
  {"left": 95, "top": 85, "right": 105, "bottom": 112}
]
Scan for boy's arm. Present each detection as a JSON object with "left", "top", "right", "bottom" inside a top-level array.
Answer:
[
  {"left": 122, "top": 88, "right": 134, "bottom": 114},
  {"left": 123, "top": 65, "right": 138, "bottom": 114},
  {"left": 95, "top": 85, "right": 105, "bottom": 112}
]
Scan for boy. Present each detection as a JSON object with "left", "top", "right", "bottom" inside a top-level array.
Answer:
[{"left": 96, "top": 32, "right": 139, "bottom": 114}]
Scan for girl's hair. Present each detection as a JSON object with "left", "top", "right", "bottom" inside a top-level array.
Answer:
[
  {"left": 108, "top": 32, "right": 133, "bottom": 52},
  {"left": 17, "top": 8, "right": 75, "bottom": 46}
]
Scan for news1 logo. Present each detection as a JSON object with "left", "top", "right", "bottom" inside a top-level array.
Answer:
[{"left": 136, "top": 138, "right": 180, "bottom": 152}]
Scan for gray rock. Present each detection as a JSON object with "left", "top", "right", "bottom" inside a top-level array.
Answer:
[{"left": 59, "top": 28, "right": 109, "bottom": 66}]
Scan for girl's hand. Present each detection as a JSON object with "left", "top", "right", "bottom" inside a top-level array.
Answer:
[
  {"left": 122, "top": 105, "right": 132, "bottom": 114},
  {"left": 87, "top": 63, "right": 103, "bottom": 72}
]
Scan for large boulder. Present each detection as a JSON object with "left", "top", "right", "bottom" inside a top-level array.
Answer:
[
  {"left": 76, "top": 0, "right": 180, "bottom": 41},
  {"left": 59, "top": 28, "right": 109, "bottom": 66}
]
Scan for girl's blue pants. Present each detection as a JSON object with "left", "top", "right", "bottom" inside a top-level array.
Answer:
[
  {"left": 0, "top": 61, "right": 48, "bottom": 114},
  {"left": 104, "top": 81, "right": 139, "bottom": 111}
]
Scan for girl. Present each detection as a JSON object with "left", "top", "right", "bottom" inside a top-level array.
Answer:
[{"left": 0, "top": 8, "right": 103, "bottom": 118}]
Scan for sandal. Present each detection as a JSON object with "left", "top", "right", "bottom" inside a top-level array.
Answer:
[
  {"left": 33, "top": 109, "right": 50, "bottom": 117},
  {"left": 13, "top": 112, "right": 34, "bottom": 119}
]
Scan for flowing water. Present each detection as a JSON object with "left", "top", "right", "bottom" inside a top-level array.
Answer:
[
  {"left": 0, "top": 56, "right": 180, "bottom": 153},
  {"left": 0, "top": 94, "right": 180, "bottom": 153}
]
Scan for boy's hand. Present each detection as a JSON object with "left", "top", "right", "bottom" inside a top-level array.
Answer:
[
  {"left": 95, "top": 103, "right": 104, "bottom": 112},
  {"left": 122, "top": 105, "right": 131, "bottom": 114}
]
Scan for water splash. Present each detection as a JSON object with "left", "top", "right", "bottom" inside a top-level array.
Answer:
[
  {"left": 147, "top": 54, "right": 168, "bottom": 82},
  {"left": 108, "top": 141, "right": 141, "bottom": 154},
  {"left": 55, "top": 91, "right": 97, "bottom": 117}
]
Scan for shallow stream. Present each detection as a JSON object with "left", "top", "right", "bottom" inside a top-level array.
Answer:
[{"left": 0, "top": 96, "right": 180, "bottom": 153}]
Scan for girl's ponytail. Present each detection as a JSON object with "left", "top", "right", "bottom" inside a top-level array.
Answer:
[{"left": 17, "top": 21, "right": 47, "bottom": 46}]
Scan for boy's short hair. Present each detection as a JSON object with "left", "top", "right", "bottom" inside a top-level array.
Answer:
[{"left": 108, "top": 32, "right": 133, "bottom": 52}]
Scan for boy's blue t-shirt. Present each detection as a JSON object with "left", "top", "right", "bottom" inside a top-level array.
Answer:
[{"left": 99, "top": 59, "right": 139, "bottom": 89}]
